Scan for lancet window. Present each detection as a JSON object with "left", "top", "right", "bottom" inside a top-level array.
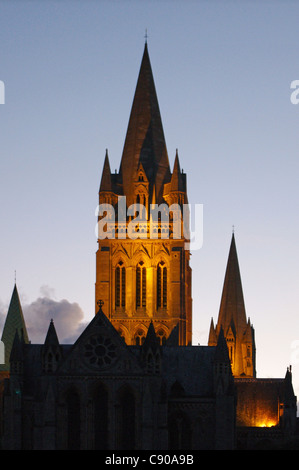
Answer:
[
  {"left": 136, "top": 261, "right": 146, "bottom": 308},
  {"left": 157, "top": 261, "right": 167, "bottom": 309},
  {"left": 115, "top": 261, "right": 126, "bottom": 308}
]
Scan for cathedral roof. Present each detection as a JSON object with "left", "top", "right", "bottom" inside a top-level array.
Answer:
[{"left": 119, "top": 43, "right": 170, "bottom": 205}]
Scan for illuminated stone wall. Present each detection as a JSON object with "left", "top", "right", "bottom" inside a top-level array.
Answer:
[{"left": 235, "top": 378, "right": 283, "bottom": 427}]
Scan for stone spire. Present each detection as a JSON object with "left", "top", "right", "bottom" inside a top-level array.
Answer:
[
  {"left": 216, "top": 233, "right": 247, "bottom": 336},
  {"left": 209, "top": 234, "right": 256, "bottom": 377},
  {"left": 170, "top": 150, "right": 184, "bottom": 193},
  {"left": 99, "top": 149, "right": 112, "bottom": 193},
  {"left": 119, "top": 43, "right": 170, "bottom": 206},
  {"left": 0, "top": 284, "right": 29, "bottom": 371}
]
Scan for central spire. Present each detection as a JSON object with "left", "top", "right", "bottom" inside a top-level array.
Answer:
[{"left": 119, "top": 43, "right": 170, "bottom": 206}]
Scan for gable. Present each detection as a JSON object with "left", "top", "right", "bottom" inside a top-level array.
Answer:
[{"left": 57, "top": 308, "right": 142, "bottom": 375}]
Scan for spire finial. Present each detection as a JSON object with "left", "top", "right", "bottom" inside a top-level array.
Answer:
[
  {"left": 14, "top": 270, "right": 16, "bottom": 284},
  {"left": 144, "top": 29, "right": 148, "bottom": 44}
]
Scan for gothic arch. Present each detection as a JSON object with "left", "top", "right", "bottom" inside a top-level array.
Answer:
[
  {"left": 135, "top": 261, "right": 147, "bottom": 309},
  {"left": 90, "top": 382, "right": 109, "bottom": 450},
  {"left": 131, "top": 249, "right": 149, "bottom": 265},
  {"left": 64, "top": 386, "right": 81, "bottom": 450},
  {"left": 133, "top": 325, "right": 147, "bottom": 345},
  {"left": 116, "top": 325, "right": 129, "bottom": 343},
  {"left": 168, "top": 410, "right": 192, "bottom": 450},
  {"left": 156, "top": 261, "right": 168, "bottom": 310},
  {"left": 116, "top": 385, "right": 137, "bottom": 450},
  {"left": 114, "top": 260, "right": 126, "bottom": 308},
  {"left": 155, "top": 325, "right": 168, "bottom": 345}
]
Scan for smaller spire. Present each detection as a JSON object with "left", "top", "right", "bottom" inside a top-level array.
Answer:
[
  {"left": 214, "top": 327, "right": 230, "bottom": 363},
  {"left": 44, "top": 319, "right": 60, "bottom": 348},
  {"left": 99, "top": 149, "right": 112, "bottom": 192},
  {"left": 170, "top": 150, "right": 184, "bottom": 192},
  {"left": 208, "top": 318, "right": 217, "bottom": 346},
  {"left": 143, "top": 322, "right": 160, "bottom": 351}
]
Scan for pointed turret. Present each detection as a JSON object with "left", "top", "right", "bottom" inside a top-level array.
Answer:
[
  {"left": 214, "top": 327, "right": 231, "bottom": 364},
  {"left": 44, "top": 319, "right": 60, "bottom": 349},
  {"left": 119, "top": 43, "right": 170, "bottom": 206},
  {"left": 208, "top": 318, "right": 217, "bottom": 346},
  {"left": 142, "top": 322, "right": 161, "bottom": 374},
  {"left": 163, "top": 149, "right": 187, "bottom": 207},
  {"left": 99, "top": 149, "right": 112, "bottom": 193},
  {"left": 0, "top": 284, "right": 29, "bottom": 371},
  {"left": 170, "top": 150, "right": 184, "bottom": 193},
  {"left": 42, "top": 320, "right": 61, "bottom": 373},
  {"left": 143, "top": 322, "right": 160, "bottom": 351}
]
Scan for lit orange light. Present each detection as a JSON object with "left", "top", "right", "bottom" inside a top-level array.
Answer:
[{"left": 257, "top": 420, "right": 277, "bottom": 428}]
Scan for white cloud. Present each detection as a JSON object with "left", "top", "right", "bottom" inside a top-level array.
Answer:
[{"left": 22, "top": 295, "right": 87, "bottom": 344}]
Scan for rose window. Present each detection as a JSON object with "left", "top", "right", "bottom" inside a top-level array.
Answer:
[{"left": 84, "top": 335, "right": 117, "bottom": 367}]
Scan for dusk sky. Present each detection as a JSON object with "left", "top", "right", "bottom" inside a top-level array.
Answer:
[{"left": 1, "top": 1, "right": 299, "bottom": 399}]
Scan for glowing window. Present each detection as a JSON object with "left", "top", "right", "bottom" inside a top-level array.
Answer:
[
  {"left": 136, "top": 262, "right": 146, "bottom": 308},
  {"left": 115, "top": 261, "right": 126, "bottom": 308},
  {"left": 157, "top": 262, "right": 167, "bottom": 309}
]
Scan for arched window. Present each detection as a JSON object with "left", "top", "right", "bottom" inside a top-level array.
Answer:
[
  {"left": 168, "top": 412, "right": 192, "bottom": 450},
  {"left": 117, "top": 388, "right": 136, "bottom": 449},
  {"left": 156, "top": 328, "right": 167, "bottom": 346},
  {"left": 115, "top": 261, "right": 126, "bottom": 308},
  {"left": 135, "top": 328, "right": 146, "bottom": 346},
  {"left": 93, "top": 383, "right": 108, "bottom": 450},
  {"left": 136, "top": 262, "right": 146, "bottom": 308},
  {"left": 157, "top": 262, "right": 167, "bottom": 309},
  {"left": 66, "top": 389, "right": 81, "bottom": 450}
]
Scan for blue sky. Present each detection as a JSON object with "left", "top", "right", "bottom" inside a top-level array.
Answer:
[{"left": 1, "top": 0, "right": 299, "bottom": 396}]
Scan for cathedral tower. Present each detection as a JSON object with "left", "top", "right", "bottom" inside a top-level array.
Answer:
[
  {"left": 208, "top": 234, "right": 256, "bottom": 377},
  {"left": 95, "top": 43, "right": 192, "bottom": 346}
]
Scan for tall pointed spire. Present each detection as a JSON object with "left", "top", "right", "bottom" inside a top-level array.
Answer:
[
  {"left": 209, "top": 234, "right": 256, "bottom": 377},
  {"left": 216, "top": 233, "right": 247, "bottom": 336},
  {"left": 119, "top": 43, "right": 170, "bottom": 206},
  {"left": 0, "top": 284, "right": 29, "bottom": 371}
]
